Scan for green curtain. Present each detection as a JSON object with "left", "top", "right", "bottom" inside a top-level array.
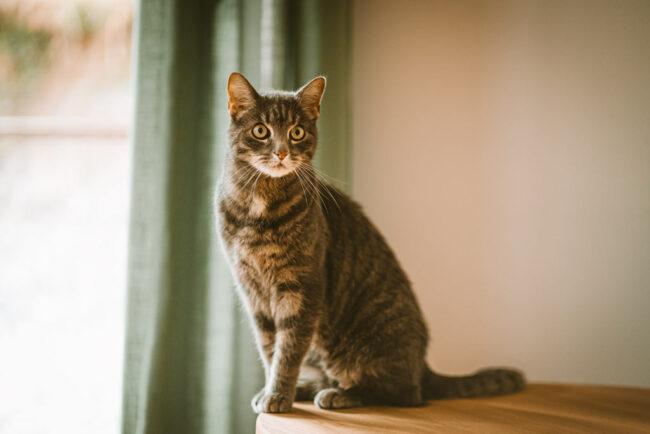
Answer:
[{"left": 121, "top": 1, "right": 351, "bottom": 433}]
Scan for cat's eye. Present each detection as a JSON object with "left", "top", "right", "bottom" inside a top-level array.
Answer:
[
  {"left": 252, "top": 124, "right": 269, "bottom": 139},
  {"left": 290, "top": 125, "right": 305, "bottom": 141}
]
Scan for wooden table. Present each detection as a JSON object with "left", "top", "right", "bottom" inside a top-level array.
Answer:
[{"left": 257, "top": 384, "right": 650, "bottom": 433}]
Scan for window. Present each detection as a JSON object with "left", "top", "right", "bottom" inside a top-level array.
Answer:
[{"left": 0, "top": 1, "right": 133, "bottom": 432}]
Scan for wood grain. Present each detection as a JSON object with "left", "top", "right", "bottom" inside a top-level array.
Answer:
[{"left": 257, "top": 384, "right": 650, "bottom": 433}]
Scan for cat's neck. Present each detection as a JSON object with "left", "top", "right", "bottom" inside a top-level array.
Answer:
[{"left": 223, "top": 155, "right": 304, "bottom": 211}]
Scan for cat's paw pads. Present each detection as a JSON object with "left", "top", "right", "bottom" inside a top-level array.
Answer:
[
  {"left": 251, "top": 389, "right": 293, "bottom": 413},
  {"left": 314, "top": 388, "right": 359, "bottom": 409}
]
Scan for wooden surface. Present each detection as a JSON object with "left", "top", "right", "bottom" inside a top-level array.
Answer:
[{"left": 256, "top": 384, "right": 650, "bottom": 433}]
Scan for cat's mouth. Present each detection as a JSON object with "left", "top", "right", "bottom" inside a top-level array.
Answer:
[{"left": 255, "top": 160, "right": 296, "bottom": 178}]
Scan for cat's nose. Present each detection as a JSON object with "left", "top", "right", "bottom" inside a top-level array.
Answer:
[{"left": 275, "top": 151, "right": 288, "bottom": 161}]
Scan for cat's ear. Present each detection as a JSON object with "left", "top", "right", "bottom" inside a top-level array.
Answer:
[
  {"left": 297, "top": 76, "right": 326, "bottom": 120},
  {"left": 228, "top": 72, "right": 259, "bottom": 117}
]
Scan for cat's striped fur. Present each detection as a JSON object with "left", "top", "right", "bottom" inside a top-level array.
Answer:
[{"left": 216, "top": 73, "right": 525, "bottom": 413}]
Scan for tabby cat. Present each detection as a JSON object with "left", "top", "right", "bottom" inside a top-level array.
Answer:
[{"left": 216, "top": 72, "right": 525, "bottom": 414}]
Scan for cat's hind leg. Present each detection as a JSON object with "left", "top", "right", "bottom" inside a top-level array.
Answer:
[
  {"left": 295, "top": 362, "right": 331, "bottom": 401},
  {"left": 295, "top": 380, "right": 329, "bottom": 401}
]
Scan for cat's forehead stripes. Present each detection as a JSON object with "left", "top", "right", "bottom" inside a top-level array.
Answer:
[{"left": 259, "top": 97, "right": 301, "bottom": 126}]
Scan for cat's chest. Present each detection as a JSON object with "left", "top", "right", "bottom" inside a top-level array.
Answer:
[
  {"left": 232, "top": 238, "right": 285, "bottom": 273},
  {"left": 218, "top": 188, "right": 319, "bottom": 279},
  {"left": 219, "top": 190, "right": 310, "bottom": 246},
  {"left": 219, "top": 193, "right": 270, "bottom": 241},
  {"left": 219, "top": 200, "right": 287, "bottom": 272}
]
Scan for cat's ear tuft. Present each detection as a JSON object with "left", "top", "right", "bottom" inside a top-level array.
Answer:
[
  {"left": 228, "top": 72, "right": 259, "bottom": 117},
  {"left": 297, "top": 76, "right": 326, "bottom": 120}
]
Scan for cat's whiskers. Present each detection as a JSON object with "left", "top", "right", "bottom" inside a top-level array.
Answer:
[
  {"left": 300, "top": 164, "right": 341, "bottom": 213},
  {"left": 309, "top": 165, "right": 347, "bottom": 189},
  {"left": 314, "top": 176, "right": 342, "bottom": 213},
  {"left": 315, "top": 175, "right": 341, "bottom": 212},
  {"left": 240, "top": 167, "right": 260, "bottom": 193},
  {"left": 293, "top": 167, "right": 312, "bottom": 207},
  {"left": 231, "top": 162, "right": 253, "bottom": 177},
  {"left": 248, "top": 171, "right": 264, "bottom": 208},
  {"left": 298, "top": 168, "right": 320, "bottom": 208},
  {"left": 297, "top": 165, "right": 328, "bottom": 214},
  {"left": 231, "top": 165, "right": 257, "bottom": 187}
]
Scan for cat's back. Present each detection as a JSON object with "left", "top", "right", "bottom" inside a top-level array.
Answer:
[
  {"left": 320, "top": 184, "right": 404, "bottom": 278},
  {"left": 320, "top": 184, "right": 424, "bottom": 308},
  {"left": 317, "top": 184, "right": 429, "bottom": 360}
]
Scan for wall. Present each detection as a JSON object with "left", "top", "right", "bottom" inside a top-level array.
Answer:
[{"left": 351, "top": 0, "right": 650, "bottom": 386}]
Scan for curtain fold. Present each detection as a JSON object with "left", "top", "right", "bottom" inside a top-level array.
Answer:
[{"left": 122, "top": 1, "right": 350, "bottom": 433}]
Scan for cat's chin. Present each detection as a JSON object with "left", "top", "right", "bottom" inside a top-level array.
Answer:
[{"left": 255, "top": 164, "right": 295, "bottom": 178}]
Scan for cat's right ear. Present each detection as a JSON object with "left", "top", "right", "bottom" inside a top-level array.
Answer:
[{"left": 227, "top": 72, "right": 259, "bottom": 118}]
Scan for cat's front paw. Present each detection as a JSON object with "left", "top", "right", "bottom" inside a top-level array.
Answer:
[{"left": 251, "top": 389, "right": 293, "bottom": 413}]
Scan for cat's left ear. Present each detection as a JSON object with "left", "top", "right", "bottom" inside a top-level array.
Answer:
[
  {"left": 228, "top": 72, "right": 259, "bottom": 118},
  {"left": 297, "top": 76, "right": 326, "bottom": 120}
]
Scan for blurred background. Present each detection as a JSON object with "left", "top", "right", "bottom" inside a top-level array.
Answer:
[
  {"left": 0, "top": 0, "right": 131, "bottom": 432},
  {"left": 1, "top": 0, "right": 648, "bottom": 433}
]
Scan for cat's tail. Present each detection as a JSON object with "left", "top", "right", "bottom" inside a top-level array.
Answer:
[{"left": 421, "top": 365, "right": 526, "bottom": 400}]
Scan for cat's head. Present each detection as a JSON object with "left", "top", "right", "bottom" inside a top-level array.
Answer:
[{"left": 227, "top": 72, "right": 325, "bottom": 178}]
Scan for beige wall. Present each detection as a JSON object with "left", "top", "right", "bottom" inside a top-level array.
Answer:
[{"left": 351, "top": 0, "right": 650, "bottom": 386}]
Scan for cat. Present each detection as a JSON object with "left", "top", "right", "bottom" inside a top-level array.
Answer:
[{"left": 216, "top": 72, "right": 525, "bottom": 414}]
